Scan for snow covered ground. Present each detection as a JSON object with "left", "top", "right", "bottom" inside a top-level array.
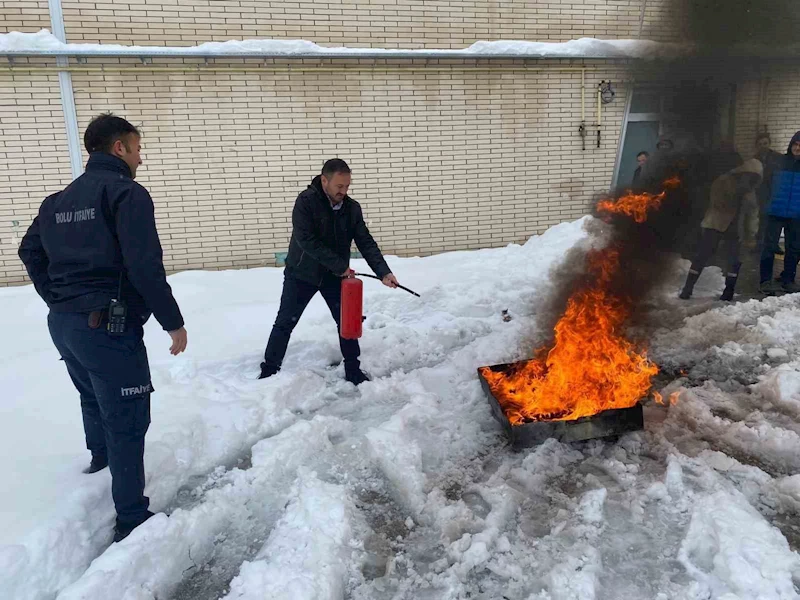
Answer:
[{"left": 3, "top": 216, "right": 800, "bottom": 600}]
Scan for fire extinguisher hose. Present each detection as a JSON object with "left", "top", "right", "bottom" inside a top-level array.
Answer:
[{"left": 352, "top": 272, "right": 421, "bottom": 297}]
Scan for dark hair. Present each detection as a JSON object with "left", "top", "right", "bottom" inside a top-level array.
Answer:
[
  {"left": 756, "top": 132, "right": 771, "bottom": 144},
  {"left": 83, "top": 113, "right": 140, "bottom": 154},
  {"left": 637, "top": 151, "right": 649, "bottom": 158},
  {"left": 321, "top": 158, "right": 351, "bottom": 178}
]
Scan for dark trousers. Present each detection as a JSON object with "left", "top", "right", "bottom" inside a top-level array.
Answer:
[
  {"left": 689, "top": 227, "right": 741, "bottom": 277},
  {"left": 760, "top": 216, "right": 800, "bottom": 284},
  {"left": 263, "top": 269, "right": 360, "bottom": 372},
  {"left": 757, "top": 204, "right": 771, "bottom": 252},
  {"left": 47, "top": 311, "right": 152, "bottom": 528}
]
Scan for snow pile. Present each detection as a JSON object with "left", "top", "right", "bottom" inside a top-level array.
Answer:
[
  {"left": 466, "top": 38, "right": 678, "bottom": 58},
  {"left": 365, "top": 404, "right": 432, "bottom": 516},
  {"left": 55, "top": 416, "right": 346, "bottom": 600},
  {"left": 0, "top": 28, "right": 683, "bottom": 59},
  {"left": 222, "top": 471, "right": 357, "bottom": 600},
  {"left": 3, "top": 215, "right": 800, "bottom": 600},
  {"left": 680, "top": 489, "right": 799, "bottom": 599}
]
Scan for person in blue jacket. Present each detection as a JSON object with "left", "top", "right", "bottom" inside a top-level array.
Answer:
[
  {"left": 760, "top": 131, "right": 800, "bottom": 294},
  {"left": 18, "top": 113, "right": 188, "bottom": 543}
]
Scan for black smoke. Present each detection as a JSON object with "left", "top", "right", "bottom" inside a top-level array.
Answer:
[
  {"left": 672, "top": 0, "right": 799, "bottom": 49},
  {"left": 536, "top": 0, "right": 799, "bottom": 340}
]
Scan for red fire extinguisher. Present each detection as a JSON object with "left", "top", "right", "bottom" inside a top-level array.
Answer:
[
  {"left": 340, "top": 275, "right": 364, "bottom": 339},
  {"left": 341, "top": 272, "right": 420, "bottom": 339}
]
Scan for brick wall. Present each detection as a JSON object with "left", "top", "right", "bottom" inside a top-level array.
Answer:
[
  {"left": 733, "top": 67, "right": 800, "bottom": 161},
  {"left": 60, "top": 59, "right": 627, "bottom": 276},
  {"left": 59, "top": 0, "right": 672, "bottom": 47},
  {"left": 734, "top": 79, "right": 761, "bottom": 159},
  {"left": 0, "top": 0, "right": 51, "bottom": 33},
  {"left": 0, "top": 69, "right": 72, "bottom": 285},
  {"left": 763, "top": 67, "right": 800, "bottom": 154},
  {"left": 14, "top": 0, "right": 797, "bottom": 287},
  {"left": 640, "top": 0, "right": 674, "bottom": 42},
  {"left": 0, "top": 0, "right": 653, "bottom": 287}
]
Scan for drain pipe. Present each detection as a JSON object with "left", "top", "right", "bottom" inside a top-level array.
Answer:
[
  {"left": 48, "top": 0, "right": 83, "bottom": 180},
  {"left": 580, "top": 69, "right": 587, "bottom": 151},
  {"left": 637, "top": 0, "right": 648, "bottom": 39},
  {"left": 596, "top": 82, "right": 602, "bottom": 148}
]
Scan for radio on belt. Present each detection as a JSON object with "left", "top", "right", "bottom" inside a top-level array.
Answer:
[{"left": 107, "top": 298, "right": 127, "bottom": 334}]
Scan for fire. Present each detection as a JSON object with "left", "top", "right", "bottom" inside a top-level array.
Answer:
[
  {"left": 480, "top": 247, "right": 657, "bottom": 424},
  {"left": 479, "top": 177, "right": 681, "bottom": 425},
  {"left": 596, "top": 176, "right": 681, "bottom": 223},
  {"left": 654, "top": 391, "right": 681, "bottom": 406}
]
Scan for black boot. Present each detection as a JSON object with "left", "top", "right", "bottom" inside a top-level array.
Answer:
[
  {"left": 258, "top": 362, "right": 279, "bottom": 380},
  {"left": 719, "top": 275, "right": 737, "bottom": 301},
  {"left": 82, "top": 454, "right": 108, "bottom": 474},
  {"left": 346, "top": 370, "right": 370, "bottom": 385},
  {"left": 113, "top": 510, "right": 155, "bottom": 543},
  {"left": 679, "top": 272, "right": 701, "bottom": 300},
  {"left": 345, "top": 365, "right": 370, "bottom": 385}
]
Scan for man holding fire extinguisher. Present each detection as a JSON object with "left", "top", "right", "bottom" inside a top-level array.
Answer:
[{"left": 259, "top": 159, "right": 399, "bottom": 384}]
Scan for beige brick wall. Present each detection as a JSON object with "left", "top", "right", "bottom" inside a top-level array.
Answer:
[
  {"left": 59, "top": 0, "right": 671, "bottom": 47},
  {"left": 0, "top": 70, "right": 73, "bottom": 285},
  {"left": 639, "top": 0, "right": 673, "bottom": 42},
  {"left": 60, "top": 59, "right": 627, "bottom": 276},
  {"left": 734, "top": 79, "right": 761, "bottom": 159},
  {"left": 733, "top": 67, "right": 800, "bottom": 161},
  {"left": 0, "top": 0, "right": 51, "bottom": 33},
  {"left": 10, "top": 0, "right": 770, "bottom": 288},
  {"left": 763, "top": 67, "right": 800, "bottom": 154}
]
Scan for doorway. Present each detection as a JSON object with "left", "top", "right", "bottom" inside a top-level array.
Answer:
[{"left": 613, "top": 84, "right": 737, "bottom": 188}]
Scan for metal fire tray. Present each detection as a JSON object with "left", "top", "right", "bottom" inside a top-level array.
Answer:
[{"left": 478, "top": 361, "right": 644, "bottom": 450}]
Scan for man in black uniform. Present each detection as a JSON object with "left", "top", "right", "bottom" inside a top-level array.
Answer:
[
  {"left": 260, "top": 159, "right": 398, "bottom": 384},
  {"left": 18, "top": 113, "right": 188, "bottom": 543}
]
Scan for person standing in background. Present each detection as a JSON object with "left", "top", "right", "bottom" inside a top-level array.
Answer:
[{"left": 632, "top": 151, "right": 649, "bottom": 185}]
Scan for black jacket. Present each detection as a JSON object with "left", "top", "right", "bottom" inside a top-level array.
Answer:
[
  {"left": 632, "top": 165, "right": 643, "bottom": 185},
  {"left": 18, "top": 153, "right": 184, "bottom": 332},
  {"left": 285, "top": 175, "right": 390, "bottom": 285}
]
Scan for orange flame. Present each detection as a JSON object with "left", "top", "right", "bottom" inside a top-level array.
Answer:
[
  {"left": 654, "top": 391, "right": 681, "bottom": 406},
  {"left": 480, "top": 177, "right": 681, "bottom": 425},
  {"left": 596, "top": 176, "right": 681, "bottom": 223},
  {"left": 480, "top": 247, "right": 658, "bottom": 424}
]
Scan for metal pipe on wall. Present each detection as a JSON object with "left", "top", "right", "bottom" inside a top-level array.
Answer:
[
  {"left": 581, "top": 69, "right": 586, "bottom": 121},
  {"left": 580, "top": 69, "right": 587, "bottom": 151},
  {"left": 48, "top": 0, "right": 83, "bottom": 180},
  {"left": 597, "top": 82, "right": 602, "bottom": 148},
  {"left": 2, "top": 47, "right": 624, "bottom": 60},
  {"left": 637, "top": 0, "right": 649, "bottom": 39},
  {"left": 0, "top": 64, "right": 596, "bottom": 74}
]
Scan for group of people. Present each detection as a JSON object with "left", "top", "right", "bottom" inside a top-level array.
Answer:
[
  {"left": 635, "top": 130, "right": 800, "bottom": 301},
  {"left": 17, "top": 109, "right": 800, "bottom": 543},
  {"left": 17, "top": 114, "right": 398, "bottom": 542}
]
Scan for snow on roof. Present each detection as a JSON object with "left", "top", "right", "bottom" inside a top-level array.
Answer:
[{"left": 0, "top": 29, "right": 682, "bottom": 59}]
